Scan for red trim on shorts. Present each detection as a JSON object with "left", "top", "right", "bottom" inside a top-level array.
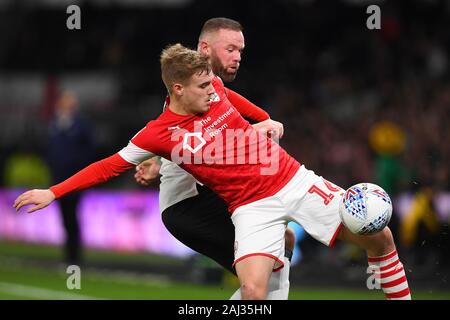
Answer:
[
  {"left": 329, "top": 222, "right": 343, "bottom": 248},
  {"left": 368, "top": 250, "right": 397, "bottom": 263},
  {"left": 232, "top": 253, "right": 285, "bottom": 272}
]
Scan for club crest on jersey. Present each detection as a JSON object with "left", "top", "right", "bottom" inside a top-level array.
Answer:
[
  {"left": 210, "top": 92, "right": 220, "bottom": 102},
  {"left": 182, "top": 132, "right": 206, "bottom": 153},
  {"left": 169, "top": 119, "right": 280, "bottom": 175}
]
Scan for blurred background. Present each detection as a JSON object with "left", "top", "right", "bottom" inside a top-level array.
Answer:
[{"left": 0, "top": 0, "right": 449, "bottom": 299}]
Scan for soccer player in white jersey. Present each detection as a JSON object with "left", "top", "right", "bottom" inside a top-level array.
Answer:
[{"left": 14, "top": 44, "right": 411, "bottom": 301}]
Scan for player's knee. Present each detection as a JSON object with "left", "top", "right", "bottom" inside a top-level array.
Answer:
[
  {"left": 377, "top": 227, "right": 395, "bottom": 249},
  {"left": 367, "top": 227, "right": 395, "bottom": 255},
  {"left": 284, "top": 227, "right": 296, "bottom": 251},
  {"left": 240, "top": 281, "right": 267, "bottom": 300}
]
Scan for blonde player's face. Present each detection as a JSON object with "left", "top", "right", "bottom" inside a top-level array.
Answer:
[
  {"left": 209, "top": 29, "right": 245, "bottom": 82},
  {"left": 182, "top": 70, "right": 216, "bottom": 115}
]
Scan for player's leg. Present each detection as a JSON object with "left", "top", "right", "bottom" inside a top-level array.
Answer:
[
  {"left": 284, "top": 227, "right": 295, "bottom": 261},
  {"left": 161, "top": 185, "right": 236, "bottom": 274},
  {"left": 163, "top": 184, "right": 293, "bottom": 299},
  {"left": 231, "top": 195, "right": 287, "bottom": 300},
  {"left": 284, "top": 165, "right": 411, "bottom": 300},
  {"left": 337, "top": 226, "right": 395, "bottom": 257},
  {"left": 235, "top": 256, "right": 275, "bottom": 300},
  {"left": 337, "top": 226, "right": 411, "bottom": 300},
  {"left": 230, "top": 227, "right": 294, "bottom": 300},
  {"left": 266, "top": 227, "right": 294, "bottom": 299}
]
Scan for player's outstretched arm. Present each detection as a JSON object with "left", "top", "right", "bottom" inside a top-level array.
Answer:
[
  {"left": 13, "top": 124, "right": 158, "bottom": 212},
  {"left": 13, "top": 189, "right": 55, "bottom": 213},
  {"left": 12, "top": 153, "right": 135, "bottom": 213},
  {"left": 13, "top": 151, "right": 155, "bottom": 213}
]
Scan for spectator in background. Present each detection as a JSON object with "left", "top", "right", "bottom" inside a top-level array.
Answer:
[
  {"left": 399, "top": 186, "right": 441, "bottom": 268},
  {"left": 47, "top": 90, "right": 95, "bottom": 265},
  {"left": 369, "top": 120, "right": 410, "bottom": 196}
]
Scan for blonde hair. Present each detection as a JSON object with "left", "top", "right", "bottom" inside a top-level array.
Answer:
[{"left": 160, "top": 43, "right": 211, "bottom": 94}]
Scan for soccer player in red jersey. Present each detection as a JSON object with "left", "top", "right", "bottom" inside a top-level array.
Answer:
[
  {"left": 133, "top": 18, "right": 294, "bottom": 300},
  {"left": 14, "top": 44, "right": 411, "bottom": 300},
  {"left": 15, "top": 15, "right": 295, "bottom": 296}
]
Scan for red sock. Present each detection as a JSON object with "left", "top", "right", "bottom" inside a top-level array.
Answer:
[{"left": 368, "top": 250, "right": 411, "bottom": 300}]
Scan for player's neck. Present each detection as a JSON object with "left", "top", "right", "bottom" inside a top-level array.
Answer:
[{"left": 167, "top": 98, "right": 196, "bottom": 116}]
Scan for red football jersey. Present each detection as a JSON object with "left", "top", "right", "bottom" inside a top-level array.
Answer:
[{"left": 119, "top": 77, "right": 300, "bottom": 212}]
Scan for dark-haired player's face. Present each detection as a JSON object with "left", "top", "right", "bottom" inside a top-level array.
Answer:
[{"left": 208, "top": 29, "right": 245, "bottom": 82}]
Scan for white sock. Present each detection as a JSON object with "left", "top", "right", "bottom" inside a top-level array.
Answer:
[
  {"left": 229, "top": 288, "right": 241, "bottom": 300},
  {"left": 229, "top": 256, "right": 291, "bottom": 300},
  {"left": 368, "top": 250, "right": 411, "bottom": 300},
  {"left": 267, "top": 257, "right": 290, "bottom": 300}
]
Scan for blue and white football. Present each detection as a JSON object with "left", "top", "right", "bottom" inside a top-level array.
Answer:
[{"left": 339, "top": 183, "right": 392, "bottom": 235}]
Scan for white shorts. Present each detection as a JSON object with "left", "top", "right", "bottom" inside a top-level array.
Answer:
[{"left": 231, "top": 165, "right": 344, "bottom": 271}]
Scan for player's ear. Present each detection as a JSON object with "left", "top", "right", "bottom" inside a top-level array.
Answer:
[
  {"left": 173, "top": 83, "right": 183, "bottom": 96},
  {"left": 198, "top": 41, "right": 210, "bottom": 55}
]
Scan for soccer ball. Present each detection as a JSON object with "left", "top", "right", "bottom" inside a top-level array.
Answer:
[{"left": 339, "top": 183, "right": 392, "bottom": 235}]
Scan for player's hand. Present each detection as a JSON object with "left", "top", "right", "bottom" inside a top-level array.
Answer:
[
  {"left": 134, "top": 158, "right": 161, "bottom": 186},
  {"left": 13, "top": 189, "right": 56, "bottom": 213},
  {"left": 252, "top": 119, "right": 284, "bottom": 140}
]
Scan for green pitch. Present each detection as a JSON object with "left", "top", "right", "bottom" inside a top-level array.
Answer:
[{"left": 0, "top": 241, "right": 448, "bottom": 300}]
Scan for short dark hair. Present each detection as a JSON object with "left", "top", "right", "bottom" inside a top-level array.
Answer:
[{"left": 199, "top": 17, "right": 243, "bottom": 40}]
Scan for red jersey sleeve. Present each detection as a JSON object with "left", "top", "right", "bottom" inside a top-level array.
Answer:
[
  {"left": 224, "top": 87, "right": 270, "bottom": 122},
  {"left": 50, "top": 125, "right": 158, "bottom": 199},
  {"left": 50, "top": 153, "right": 134, "bottom": 199}
]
